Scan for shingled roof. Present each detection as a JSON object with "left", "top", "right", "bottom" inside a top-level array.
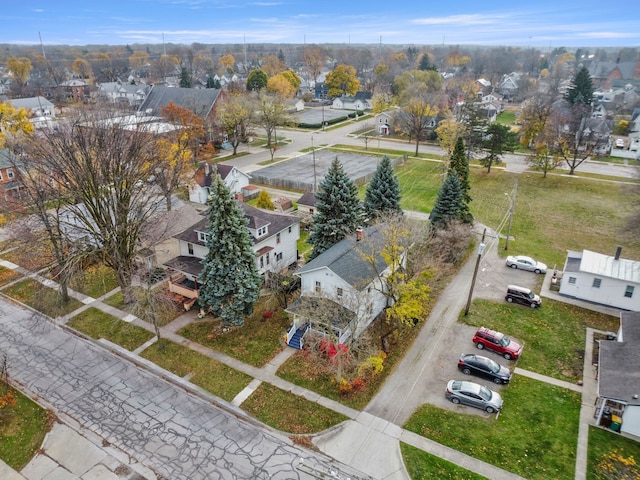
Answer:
[{"left": 138, "top": 85, "right": 222, "bottom": 119}]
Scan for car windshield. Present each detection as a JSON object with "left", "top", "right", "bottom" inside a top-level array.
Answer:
[
  {"left": 479, "top": 385, "right": 492, "bottom": 401},
  {"left": 500, "top": 336, "right": 511, "bottom": 347},
  {"left": 527, "top": 292, "right": 536, "bottom": 299},
  {"left": 487, "top": 359, "right": 500, "bottom": 373}
]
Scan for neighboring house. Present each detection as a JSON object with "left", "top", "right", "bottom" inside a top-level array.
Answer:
[
  {"left": 98, "top": 81, "right": 150, "bottom": 108},
  {"left": 273, "top": 197, "right": 294, "bottom": 213},
  {"left": 497, "top": 72, "right": 520, "bottom": 101},
  {"left": 475, "top": 78, "right": 492, "bottom": 96},
  {"left": 138, "top": 85, "right": 225, "bottom": 141},
  {"left": 284, "top": 98, "right": 305, "bottom": 113},
  {"left": 559, "top": 247, "right": 640, "bottom": 311},
  {"left": 0, "top": 149, "right": 23, "bottom": 201},
  {"left": 58, "top": 79, "right": 90, "bottom": 102},
  {"left": 296, "top": 192, "right": 316, "bottom": 215},
  {"left": 8, "top": 96, "right": 55, "bottom": 120},
  {"left": 583, "top": 117, "right": 613, "bottom": 156},
  {"left": 285, "top": 224, "right": 404, "bottom": 349},
  {"left": 595, "top": 310, "right": 640, "bottom": 437},
  {"left": 163, "top": 202, "right": 301, "bottom": 308},
  {"left": 331, "top": 92, "right": 372, "bottom": 111},
  {"left": 588, "top": 57, "right": 640, "bottom": 89},
  {"left": 374, "top": 110, "right": 397, "bottom": 135},
  {"left": 189, "top": 163, "right": 251, "bottom": 204},
  {"left": 629, "top": 108, "right": 640, "bottom": 153}
]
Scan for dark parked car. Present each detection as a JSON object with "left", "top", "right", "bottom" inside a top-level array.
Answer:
[
  {"left": 445, "top": 380, "right": 503, "bottom": 413},
  {"left": 458, "top": 353, "right": 512, "bottom": 384},
  {"left": 472, "top": 327, "right": 523, "bottom": 360},
  {"left": 506, "top": 285, "right": 542, "bottom": 308}
]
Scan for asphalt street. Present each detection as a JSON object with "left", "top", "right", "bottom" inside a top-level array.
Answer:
[{"left": 0, "top": 300, "right": 371, "bottom": 480}]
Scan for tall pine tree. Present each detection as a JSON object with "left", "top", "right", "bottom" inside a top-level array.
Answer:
[
  {"left": 448, "top": 136, "right": 473, "bottom": 223},
  {"left": 363, "top": 155, "right": 402, "bottom": 223},
  {"left": 198, "top": 174, "right": 262, "bottom": 327},
  {"left": 565, "top": 66, "right": 594, "bottom": 106},
  {"left": 429, "top": 173, "right": 465, "bottom": 229},
  {"left": 309, "top": 157, "right": 362, "bottom": 259}
]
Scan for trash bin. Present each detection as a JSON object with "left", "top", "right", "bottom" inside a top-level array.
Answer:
[{"left": 611, "top": 415, "right": 622, "bottom": 432}]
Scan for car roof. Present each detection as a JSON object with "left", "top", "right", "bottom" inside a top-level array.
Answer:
[
  {"left": 515, "top": 255, "right": 534, "bottom": 262},
  {"left": 452, "top": 380, "right": 483, "bottom": 393},
  {"left": 476, "top": 326, "right": 503, "bottom": 338}
]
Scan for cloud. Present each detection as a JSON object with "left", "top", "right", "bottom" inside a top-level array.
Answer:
[
  {"left": 32, "top": 9, "right": 44, "bottom": 13},
  {"left": 411, "top": 13, "right": 512, "bottom": 26}
]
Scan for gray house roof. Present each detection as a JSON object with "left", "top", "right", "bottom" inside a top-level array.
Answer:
[
  {"left": 8, "top": 96, "right": 54, "bottom": 111},
  {"left": 564, "top": 249, "right": 640, "bottom": 284},
  {"left": 296, "top": 224, "right": 389, "bottom": 288},
  {"left": 0, "top": 148, "right": 21, "bottom": 169},
  {"left": 138, "top": 85, "right": 222, "bottom": 119},
  {"left": 598, "top": 311, "right": 640, "bottom": 405}
]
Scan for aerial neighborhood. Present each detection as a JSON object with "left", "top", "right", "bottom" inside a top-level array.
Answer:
[{"left": 1, "top": 33, "right": 640, "bottom": 480}]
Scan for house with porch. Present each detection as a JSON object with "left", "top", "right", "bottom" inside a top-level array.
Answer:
[
  {"left": 285, "top": 224, "right": 403, "bottom": 349},
  {"left": 558, "top": 247, "right": 640, "bottom": 311},
  {"left": 595, "top": 310, "right": 640, "bottom": 438},
  {"left": 163, "top": 202, "right": 300, "bottom": 309},
  {"left": 189, "top": 163, "right": 251, "bottom": 204}
]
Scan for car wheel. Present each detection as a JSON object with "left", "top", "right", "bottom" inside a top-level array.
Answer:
[
  {"left": 530, "top": 302, "right": 537, "bottom": 308},
  {"left": 476, "top": 343, "right": 485, "bottom": 350},
  {"left": 493, "top": 377, "right": 503, "bottom": 385},
  {"left": 503, "top": 352, "right": 512, "bottom": 360},
  {"left": 486, "top": 406, "right": 495, "bottom": 414},
  {"left": 451, "top": 397, "right": 460, "bottom": 405},
  {"left": 510, "top": 264, "right": 517, "bottom": 269},
  {"left": 462, "top": 368, "right": 471, "bottom": 375},
  {"left": 507, "top": 297, "right": 513, "bottom": 303},
  {"left": 534, "top": 269, "right": 541, "bottom": 274}
]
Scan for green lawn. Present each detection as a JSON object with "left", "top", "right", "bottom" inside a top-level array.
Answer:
[
  {"left": 66, "top": 307, "right": 154, "bottom": 351},
  {"left": 140, "top": 341, "right": 252, "bottom": 403},
  {"left": 102, "top": 288, "right": 182, "bottom": 327},
  {"left": 401, "top": 443, "right": 488, "bottom": 480},
  {"left": 241, "top": 382, "right": 348, "bottom": 434},
  {"left": 178, "top": 306, "right": 290, "bottom": 368},
  {"left": 404, "top": 376, "right": 581, "bottom": 480},
  {"left": 3, "top": 279, "right": 83, "bottom": 318},
  {"left": 496, "top": 111, "right": 516, "bottom": 126},
  {"left": 587, "top": 425, "right": 640, "bottom": 479},
  {"left": 461, "top": 298, "right": 619, "bottom": 382},
  {"left": 68, "top": 263, "right": 119, "bottom": 298},
  {"left": 0, "top": 387, "right": 51, "bottom": 470}
]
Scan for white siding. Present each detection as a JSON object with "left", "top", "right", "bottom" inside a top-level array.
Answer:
[{"left": 559, "top": 272, "right": 640, "bottom": 310}]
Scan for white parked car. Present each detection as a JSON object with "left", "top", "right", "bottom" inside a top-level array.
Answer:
[
  {"left": 505, "top": 255, "right": 547, "bottom": 274},
  {"left": 615, "top": 138, "right": 625, "bottom": 149}
]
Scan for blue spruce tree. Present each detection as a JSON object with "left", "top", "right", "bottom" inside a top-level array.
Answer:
[{"left": 363, "top": 155, "right": 402, "bottom": 223}]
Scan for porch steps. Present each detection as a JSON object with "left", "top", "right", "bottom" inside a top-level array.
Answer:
[{"left": 288, "top": 324, "right": 309, "bottom": 350}]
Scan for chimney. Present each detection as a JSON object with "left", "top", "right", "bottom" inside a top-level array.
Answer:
[
  {"left": 355, "top": 227, "right": 363, "bottom": 242},
  {"left": 614, "top": 245, "right": 622, "bottom": 261}
]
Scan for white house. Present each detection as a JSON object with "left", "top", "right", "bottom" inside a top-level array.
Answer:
[
  {"left": 189, "top": 163, "right": 251, "bottom": 204},
  {"left": 163, "top": 202, "right": 301, "bottom": 309},
  {"left": 595, "top": 311, "right": 640, "bottom": 437},
  {"left": 98, "top": 81, "right": 150, "bottom": 108},
  {"left": 559, "top": 248, "right": 640, "bottom": 311},
  {"left": 375, "top": 111, "right": 394, "bottom": 135},
  {"left": 285, "top": 224, "right": 403, "bottom": 349},
  {"left": 8, "top": 96, "right": 56, "bottom": 127},
  {"left": 331, "top": 92, "right": 372, "bottom": 111}
]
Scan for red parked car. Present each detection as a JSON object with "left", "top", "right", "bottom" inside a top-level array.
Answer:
[{"left": 472, "top": 327, "right": 523, "bottom": 360}]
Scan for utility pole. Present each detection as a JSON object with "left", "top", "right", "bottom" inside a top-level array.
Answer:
[
  {"left": 504, "top": 180, "right": 518, "bottom": 251},
  {"left": 311, "top": 136, "right": 317, "bottom": 193},
  {"left": 465, "top": 229, "right": 486, "bottom": 316}
]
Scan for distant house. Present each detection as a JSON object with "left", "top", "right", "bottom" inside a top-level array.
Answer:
[
  {"left": 588, "top": 57, "right": 640, "bottom": 89},
  {"left": 98, "top": 81, "right": 150, "bottom": 108},
  {"left": 296, "top": 192, "right": 316, "bottom": 215},
  {"left": 189, "top": 163, "right": 251, "bottom": 204},
  {"left": 58, "top": 79, "right": 91, "bottom": 102},
  {"left": 284, "top": 98, "right": 305, "bottom": 113},
  {"left": 331, "top": 92, "right": 372, "bottom": 111},
  {"left": 285, "top": 224, "right": 404, "bottom": 349},
  {"left": 374, "top": 111, "right": 395, "bottom": 135},
  {"left": 497, "top": 72, "right": 520, "bottom": 101},
  {"left": 595, "top": 311, "right": 640, "bottom": 437},
  {"left": 8, "top": 96, "right": 55, "bottom": 119},
  {"left": 0, "top": 149, "right": 23, "bottom": 201},
  {"left": 559, "top": 247, "right": 640, "bottom": 311},
  {"left": 163, "top": 202, "right": 301, "bottom": 309}
]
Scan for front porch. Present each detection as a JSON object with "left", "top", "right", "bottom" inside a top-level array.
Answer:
[{"left": 285, "top": 296, "right": 355, "bottom": 349}]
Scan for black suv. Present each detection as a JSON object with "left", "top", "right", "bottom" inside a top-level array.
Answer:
[{"left": 506, "top": 285, "right": 541, "bottom": 308}]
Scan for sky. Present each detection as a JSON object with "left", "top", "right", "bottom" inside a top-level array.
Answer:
[{"left": 1, "top": 0, "right": 639, "bottom": 48}]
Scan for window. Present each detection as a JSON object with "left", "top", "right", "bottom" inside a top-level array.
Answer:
[
  {"left": 197, "top": 232, "right": 209, "bottom": 243},
  {"left": 7, "top": 168, "right": 13, "bottom": 179},
  {"left": 592, "top": 278, "right": 602, "bottom": 288},
  {"left": 187, "top": 243, "right": 194, "bottom": 255},
  {"left": 276, "top": 233, "right": 281, "bottom": 244},
  {"left": 625, "top": 286, "right": 635, "bottom": 298},
  {"left": 309, "top": 208, "right": 314, "bottom": 214},
  {"left": 276, "top": 252, "right": 282, "bottom": 261},
  {"left": 315, "top": 281, "right": 321, "bottom": 293},
  {"left": 266, "top": 254, "right": 270, "bottom": 265},
  {"left": 568, "top": 277, "right": 576, "bottom": 285},
  {"left": 288, "top": 226, "right": 292, "bottom": 233},
  {"left": 260, "top": 256, "right": 264, "bottom": 268},
  {"left": 0, "top": 170, "right": 3, "bottom": 181},
  {"left": 337, "top": 287, "right": 343, "bottom": 297}
]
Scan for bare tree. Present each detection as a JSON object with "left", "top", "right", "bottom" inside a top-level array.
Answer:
[{"left": 23, "top": 110, "right": 163, "bottom": 304}]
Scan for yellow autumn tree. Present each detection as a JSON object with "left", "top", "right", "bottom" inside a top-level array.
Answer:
[
  {"left": 129, "top": 51, "right": 149, "bottom": 69},
  {"left": 0, "top": 102, "right": 34, "bottom": 148},
  {"left": 436, "top": 117, "right": 466, "bottom": 155},
  {"left": 267, "top": 75, "right": 296, "bottom": 99},
  {"left": 220, "top": 54, "right": 235, "bottom": 74},
  {"left": 6, "top": 57, "right": 32, "bottom": 85}
]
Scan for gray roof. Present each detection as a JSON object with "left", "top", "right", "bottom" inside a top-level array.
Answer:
[
  {"left": 297, "top": 192, "right": 316, "bottom": 207},
  {"left": 567, "top": 249, "right": 640, "bottom": 284},
  {"left": 296, "top": 224, "right": 390, "bottom": 288},
  {"left": 8, "top": 96, "right": 54, "bottom": 110},
  {"left": 589, "top": 61, "right": 638, "bottom": 81},
  {"left": 598, "top": 311, "right": 640, "bottom": 405},
  {"left": 138, "top": 85, "right": 222, "bottom": 118},
  {"left": 0, "top": 148, "right": 19, "bottom": 169}
]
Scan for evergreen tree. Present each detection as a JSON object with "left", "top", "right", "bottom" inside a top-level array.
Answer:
[
  {"left": 449, "top": 137, "right": 471, "bottom": 204},
  {"left": 198, "top": 175, "right": 262, "bottom": 327},
  {"left": 565, "top": 66, "right": 594, "bottom": 106},
  {"left": 363, "top": 155, "right": 402, "bottom": 223},
  {"left": 429, "top": 173, "right": 465, "bottom": 229},
  {"left": 206, "top": 76, "right": 220, "bottom": 89},
  {"left": 179, "top": 67, "right": 192, "bottom": 88},
  {"left": 418, "top": 54, "right": 437, "bottom": 71},
  {"left": 479, "top": 123, "right": 518, "bottom": 173},
  {"left": 309, "top": 157, "right": 362, "bottom": 259}
]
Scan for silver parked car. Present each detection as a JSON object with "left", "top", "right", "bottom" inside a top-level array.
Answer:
[
  {"left": 445, "top": 380, "right": 503, "bottom": 413},
  {"left": 505, "top": 255, "right": 547, "bottom": 274}
]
